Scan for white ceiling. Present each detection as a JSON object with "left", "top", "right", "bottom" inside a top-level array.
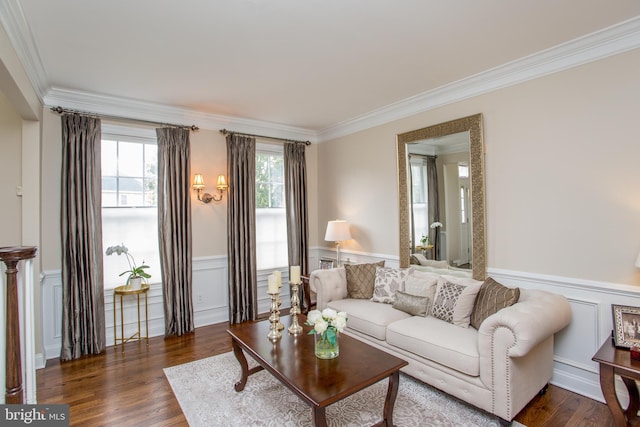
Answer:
[{"left": 3, "top": 1, "right": 640, "bottom": 139}]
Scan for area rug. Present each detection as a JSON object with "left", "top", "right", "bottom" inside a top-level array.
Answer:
[{"left": 164, "top": 352, "right": 525, "bottom": 427}]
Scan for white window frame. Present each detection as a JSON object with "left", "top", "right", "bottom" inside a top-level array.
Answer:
[
  {"left": 101, "top": 124, "right": 161, "bottom": 289},
  {"left": 255, "top": 142, "right": 288, "bottom": 270}
]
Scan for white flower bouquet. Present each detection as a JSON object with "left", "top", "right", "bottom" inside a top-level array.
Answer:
[{"left": 305, "top": 308, "right": 348, "bottom": 347}]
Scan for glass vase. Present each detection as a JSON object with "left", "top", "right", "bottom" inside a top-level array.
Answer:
[{"left": 314, "top": 331, "right": 339, "bottom": 359}]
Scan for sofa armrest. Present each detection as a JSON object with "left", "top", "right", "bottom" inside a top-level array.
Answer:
[
  {"left": 478, "top": 289, "right": 571, "bottom": 357},
  {"left": 309, "top": 268, "right": 347, "bottom": 310},
  {"left": 477, "top": 288, "right": 571, "bottom": 420}
]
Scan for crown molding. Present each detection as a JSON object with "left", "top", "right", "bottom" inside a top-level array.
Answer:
[
  {"left": 0, "top": 0, "right": 48, "bottom": 100},
  {"left": 44, "top": 87, "right": 317, "bottom": 142},
  {"left": 3, "top": 1, "right": 639, "bottom": 143},
  {"left": 316, "top": 16, "right": 640, "bottom": 142}
]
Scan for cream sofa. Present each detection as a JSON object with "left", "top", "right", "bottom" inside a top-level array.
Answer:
[{"left": 309, "top": 267, "right": 572, "bottom": 423}]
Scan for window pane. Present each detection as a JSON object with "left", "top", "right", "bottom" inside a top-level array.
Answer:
[
  {"left": 255, "top": 208, "right": 288, "bottom": 270},
  {"left": 256, "top": 182, "right": 269, "bottom": 208},
  {"left": 144, "top": 178, "right": 157, "bottom": 206},
  {"left": 102, "top": 140, "right": 118, "bottom": 176},
  {"left": 102, "top": 208, "right": 160, "bottom": 289},
  {"left": 145, "top": 144, "right": 157, "bottom": 178},
  {"left": 255, "top": 149, "right": 288, "bottom": 270},
  {"left": 119, "top": 142, "right": 143, "bottom": 177},
  {"left": 118, "top": 177, "right": 144, "bottom": 206},
  {"left": 271, "top": 183, "right": 284, "bottom": 208},
  {"left": 102, "top": 177, "right": 117, "bottom": 207},
  {"left": 270, "top": 156, "right": 284, "bottom": 182}
]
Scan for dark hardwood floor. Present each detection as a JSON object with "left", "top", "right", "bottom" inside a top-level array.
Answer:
[{"left": 37, "top": 322, "right": 614, "bottom": 426}]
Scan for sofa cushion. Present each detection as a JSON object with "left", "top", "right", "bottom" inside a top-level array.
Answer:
[
  {"left": 392, "top": 291, "right": 430, "bottom": 317},
  {"left": 371, "top": 266, "right": 412, "bottom": 303},
  {"left": 386, "top": 316, "right": 480, "bottom": 377},
  {"left": 327, "top": 298, "right": 411, "bottom": 340},
  {"left": 345, "top": 261, "right": 385, "bottom": 299},
  {"left": 430, "top": 275, "right": 482, "bottom": 328},
  {"left": 470, "top": 277, "right": 520, "bottom": 329}
]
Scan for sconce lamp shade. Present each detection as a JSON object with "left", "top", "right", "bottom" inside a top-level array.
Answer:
[
  {"left": 636, "top": 251, "right": 640, "bottom": 268},
  {"left": 324, "top": 220, "right": 352, "bottom": 242},
  {"left": 193, "top": 173, "right": 205, "bottom": 189},
  {"left": 216, "top": 174, "right": 228, "bottom": 190}
]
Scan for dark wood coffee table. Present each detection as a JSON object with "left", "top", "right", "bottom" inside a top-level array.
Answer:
[{"left": 227, "top": 316, "right": 408, "bottom": 427}]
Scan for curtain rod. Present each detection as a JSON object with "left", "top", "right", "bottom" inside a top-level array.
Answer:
[
  {"left": 50, "top": 106, "right": 199, "bottom": 131},
  {"left": 220, "top": 129, "right": 311, "bottom": 145}
]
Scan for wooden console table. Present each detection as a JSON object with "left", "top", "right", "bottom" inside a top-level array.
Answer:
[{"left": 593, "top": 338, "right": 640, "bottom": 426}]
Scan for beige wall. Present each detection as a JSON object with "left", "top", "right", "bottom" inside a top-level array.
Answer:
[
  {"left": 0, "top": 90, "right": 22, "bottom": 245},
  {"left": 318, "top": 48, "right": 640, "bottom": 286}
]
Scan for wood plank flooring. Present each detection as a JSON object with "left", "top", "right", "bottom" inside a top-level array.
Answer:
[{"left": 36, "top": 322, "right": 614, "bottom": 426}]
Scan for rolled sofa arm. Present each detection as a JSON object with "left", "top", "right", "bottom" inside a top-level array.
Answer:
[
  {"left": 309, "top": 268, "right": 347, "bottom": 310},
  {"left": 478, "top": 289, "right": 572, "bottom": 357}
]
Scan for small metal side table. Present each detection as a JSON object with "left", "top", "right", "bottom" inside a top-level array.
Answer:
[{"left": 113, "top": 283, "right": 149, "bottom": 352}]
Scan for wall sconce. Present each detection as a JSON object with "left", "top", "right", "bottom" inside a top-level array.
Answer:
[{"left": 193, "top": 173, "right": 228, "bottom": 203}]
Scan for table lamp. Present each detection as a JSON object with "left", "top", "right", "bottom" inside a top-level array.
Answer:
[{"left": 324, "top": 220, "right": 352, "bottom": 266}]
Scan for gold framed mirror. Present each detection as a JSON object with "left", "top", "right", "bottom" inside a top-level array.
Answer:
[{"left": 397, "top": 114, "right": 486, "bottom": 280}]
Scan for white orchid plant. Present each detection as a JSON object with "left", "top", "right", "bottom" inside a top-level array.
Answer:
[
  {"left": 305, "top": 308, "right": 348, "bottom": 347},
  {"left": 430, "top": 221, "right": 443, "bottom": 229},
  {"left": 105, "top": 244, "right": 151, "bottom": 282}
]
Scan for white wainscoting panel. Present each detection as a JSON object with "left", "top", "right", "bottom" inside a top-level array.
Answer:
[{"left": 488, "top": 268, "right": 640, "bottom": 403}]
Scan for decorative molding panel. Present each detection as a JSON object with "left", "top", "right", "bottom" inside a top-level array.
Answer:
[
  {"left": 488, "top": 267, "right": 640, "bottom": 403},
  {"left": 316, "top": 17, "right": 640, "bottom": 141}
]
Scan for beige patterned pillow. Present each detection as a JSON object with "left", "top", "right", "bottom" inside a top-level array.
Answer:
[
  {"left": 392, "top": 291, "right": 430, "bottom": 316},
  {"left": 371, "top": 267, "right": 412, "bottom": 303},
  {"left": 430, "top": 275, "right": 482, "bottom": 327},
  {"left": 345, "top": 261, "right": 385, "bottom": 299},
  {"left": 470, "top": 277, "right": 520, "bottom": 329}
]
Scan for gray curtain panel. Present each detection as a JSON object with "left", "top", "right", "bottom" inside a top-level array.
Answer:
[
  {"left": 226, "top": 134, "right": 257, "bottom": 324},
  {"left": 60, "top": 114, "right": 105, "bottom": 361},
  {"left": 157, "top": 128, "right": 194, "bottom": 337},
  {"left": 284, "top": 142, "right": 309, "bottom": 274},
  {"left": 426, "top": 156, "right": 440, "bottom": 259}
]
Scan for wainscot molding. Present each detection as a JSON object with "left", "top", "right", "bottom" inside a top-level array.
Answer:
[{"left": 488, "top": 267, "right": 640, "bottom": 403}]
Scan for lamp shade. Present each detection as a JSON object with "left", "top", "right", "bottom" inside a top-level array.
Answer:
[
  {"left": 636, "top": 251, "right": 640, "bottom": 268},
  {"left": 193, "top": 173, "right": 205, "bottom": 189},
  {"left": 324, "top": 220, "right": 352, "bottom": 242},
  {"left": 216, "top": 174, "right": 228, "bottom": 189}
]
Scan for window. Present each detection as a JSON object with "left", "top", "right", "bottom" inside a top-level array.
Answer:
[
  {"left": 410, "top": 158, "right": 428, "bottom": 247},
  {"left": 255, "top": 144, "right": 288, "bottom": 270},
  {"left": 101, "top": 125, "right": 161, "bottom": 289}
]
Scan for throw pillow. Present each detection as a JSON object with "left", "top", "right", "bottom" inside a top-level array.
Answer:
[
  {"left": 470, "top": 277, "right": 520, "bottom": 329},
  {"left": 392, "top": 291, "right": 430, "bottom": 317},
  {"left": 345, "top": 261, "right": 385, "bottom": 299},
  {"left": 419, "top": 259, "right": 450, "bottom": 269},
  {"left": 404, "top": 271, "right": 439, "bottom": 313},
  {"left": 430, "top": 275, "right": 482, "bottom": 327},
  {"left": 371, "top": 266, "right": 412, "bottom": 304}
]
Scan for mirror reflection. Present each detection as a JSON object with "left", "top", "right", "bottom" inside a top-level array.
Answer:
[
  {"left": 407, "top": 131, "right": 471, "bottom": 268},
  {"left": 397, "top": 114, "right": 486, "bottom": 280}
]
